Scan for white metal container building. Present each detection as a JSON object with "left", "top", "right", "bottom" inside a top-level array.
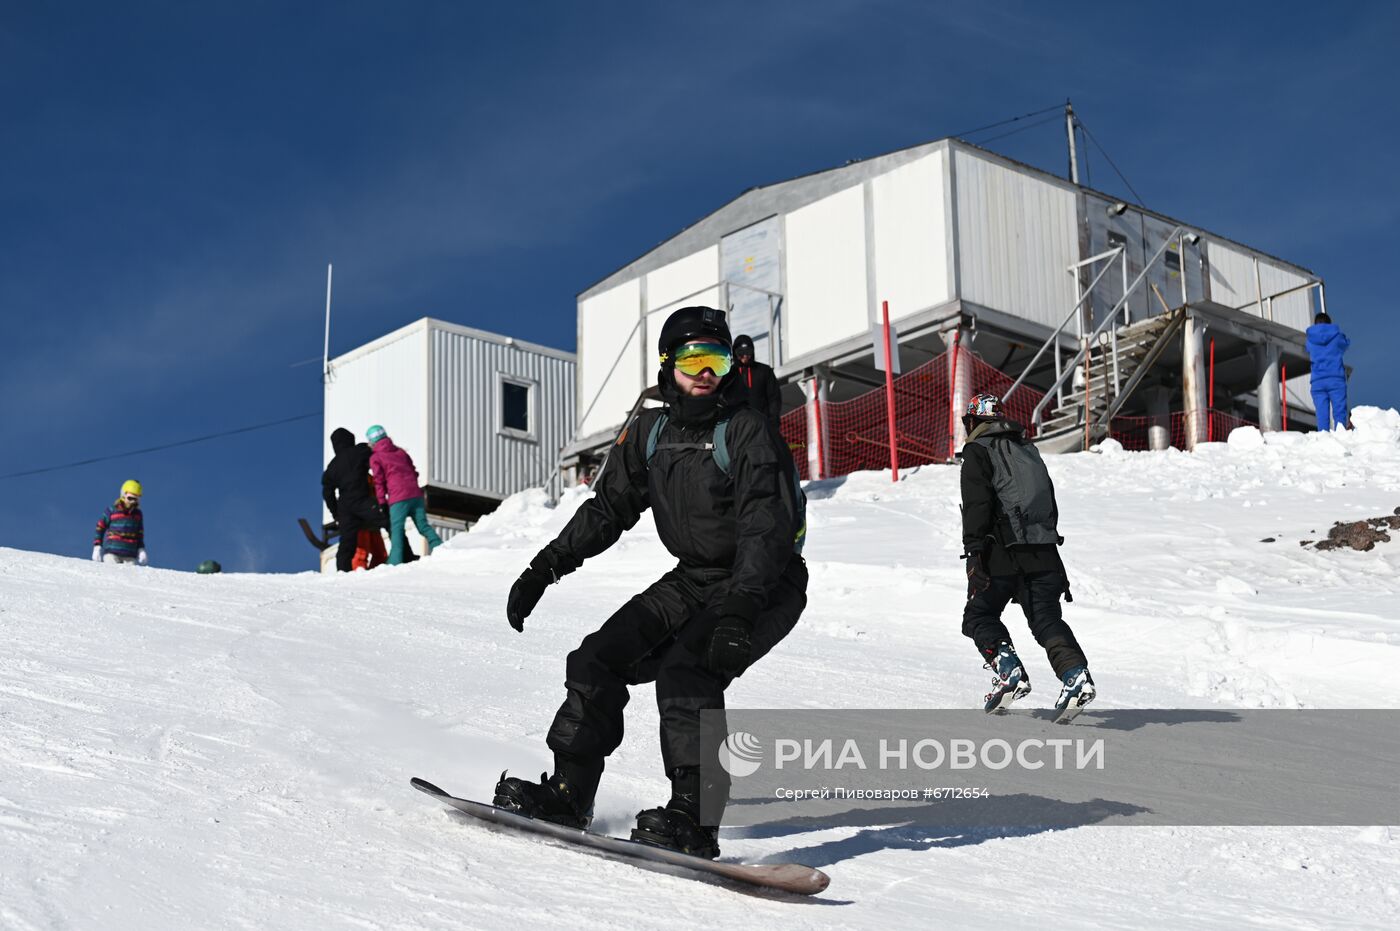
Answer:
[
  {"left": 566, "top": 136, "right": 1325, "bottom": 468},
  {"left": 323, "top": 318, "right": 575, "bottom": 543}
]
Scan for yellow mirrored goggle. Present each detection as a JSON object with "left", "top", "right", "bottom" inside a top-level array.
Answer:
[{"left": 667, "top": 342, "right": 733, "bottom": 377}]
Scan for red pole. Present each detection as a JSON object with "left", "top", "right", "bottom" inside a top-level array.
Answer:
[
  {"left": 1281, "top": 363, "right": 1289, "bottom": 431},
  {"left": 946, "top": 328, "right": 962, "bottom": 459},
  {"left": 1208, "top": 338, "right": 1215, "bottom": 442},
  {"left": 811, "top": 376, "right": 826, "bottom": 480},
  {"left": 882, "top": 300, "right": 899, "bottom": 482}
]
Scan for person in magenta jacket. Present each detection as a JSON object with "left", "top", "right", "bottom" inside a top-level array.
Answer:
[{"left": 366, "top": 424, "right": 443, "bottom": 565}]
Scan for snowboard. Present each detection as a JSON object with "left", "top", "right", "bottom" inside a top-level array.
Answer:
[{"left": 410, "top": 777, "right": 830, "bottom": 896}]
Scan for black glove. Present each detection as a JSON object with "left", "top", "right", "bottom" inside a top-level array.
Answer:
[
  {"left": 965, "top": 551, "right": 991, "bottom": 598},
  {"left": 506, "top": 556, "right": 556, "bottom": 632},
  {"left": 683, "top": 593, "right": 761, "bottom": 679},
  {"left": 705, "top": 620, "right": 752, "bottom": 679}
]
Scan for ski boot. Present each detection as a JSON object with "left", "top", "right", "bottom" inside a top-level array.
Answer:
[
  {"left": 1053, "top": 665, "right": 1096, "bottom": 724},
  {"left": 493, "top": 771, "right": 592, "bottom": 829},
  {"left": 983, "top": 642, "right": 1031, "bottom": 713}
]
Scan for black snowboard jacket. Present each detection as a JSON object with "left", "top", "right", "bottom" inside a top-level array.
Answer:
[
  {"left": 536, "top": 375, "right": 803, "bottom": 623},
  {"left": 734, "top": 360, "right": 783, "bottom": 432},
  {"left": 322, "top": 429, "right": 383, "bottom": 534},
  {"left": 958, "top": 419, "right": 1065, "bottom": 578}
]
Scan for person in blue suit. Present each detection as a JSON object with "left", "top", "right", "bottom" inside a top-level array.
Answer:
[{"left": 1305, "top": 313, "right": 1351, "bottom": 431}]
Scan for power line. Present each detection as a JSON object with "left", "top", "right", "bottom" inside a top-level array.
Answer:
[
  {"left": 971, "top": 112, "right": 1064, "bottom": 146},
  {"left": 1076, "top": 117, "right": 1146, "bottom": 208},
  {"left": 2, "top": 411, "right": 321, "bottom": 479},
  {"left": 950, "top": 103, "right": 1064, "bottom": 143}
]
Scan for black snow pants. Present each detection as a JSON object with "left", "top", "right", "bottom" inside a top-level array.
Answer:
[
  {"left": 962, "top": 569, "right": 1086, "bottom": 679},
  {"left": 546, "top": 556, "right": 808, "bottom": 804}
]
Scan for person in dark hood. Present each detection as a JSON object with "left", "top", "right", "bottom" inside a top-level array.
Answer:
[
  {"left": 731, "top": 334, "right": 783, "bottom": 433},
  {"left": 958, "top": 394, "right": 1095, "bottom": 722},
  {"left": 322, "top": 428, "right": 385, "bottom": 573},
  {"left": 1305, "top": 312, "right": 1351, "bottom": 431},
  {"left": 494, "top": 306, "right": 808, "bottom": 859}
]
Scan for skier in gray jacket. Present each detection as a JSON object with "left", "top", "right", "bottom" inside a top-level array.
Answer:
[{"left": 958, "top": 393, "right": 1095, "bottom": 721}]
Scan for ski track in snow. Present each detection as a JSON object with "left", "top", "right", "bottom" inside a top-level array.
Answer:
[{"left": 4, "top": 409, "right": 1400, "bottom": 928}]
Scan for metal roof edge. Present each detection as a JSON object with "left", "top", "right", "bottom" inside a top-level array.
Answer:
[
  {"left": 422, "top": 318, "right": 577, "bottom": 363},
  {"left": 330, "top": 317, "right": 576, "bottom": 367},
  {"left": 577, "top": 139, "right": 952, "bottom": 301}
]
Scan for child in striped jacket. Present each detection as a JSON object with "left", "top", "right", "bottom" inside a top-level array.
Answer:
[{"left": 93, "top": 480, "right": 147, "bottom": 565}]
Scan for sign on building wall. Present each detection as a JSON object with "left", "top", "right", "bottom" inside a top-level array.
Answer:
[{"left": 721, "top": 216, "right": 782, "bottom": 365}]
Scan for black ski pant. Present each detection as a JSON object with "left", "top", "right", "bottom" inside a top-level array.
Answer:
[
  {"left": 961, "top": 569, "right": 1086, "bottom": 680},
  {"left": 546, "top": 557, "right": 808, "bottom": 807}
]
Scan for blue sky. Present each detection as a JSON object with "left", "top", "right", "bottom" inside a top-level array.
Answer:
[{"left": 4, "top": 1, "right": 1397, "bottom": 573}]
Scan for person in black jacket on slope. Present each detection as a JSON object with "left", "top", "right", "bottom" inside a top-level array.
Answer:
[
  {"left": 731, "top": 334, "right": 783, "bottom": 433},
  {"left": 959, "top": 393, "right": 1096, "bottom": 721},
  {"left": 322, "top": 428, "right": 384, "bottom": 573},
  {"left": 495, "top": 307, "right": 807, "bottom": 859}
]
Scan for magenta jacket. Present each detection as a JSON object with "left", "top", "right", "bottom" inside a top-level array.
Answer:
[{"left": 369, "top": 438, "right": 425, "bottom": 505}]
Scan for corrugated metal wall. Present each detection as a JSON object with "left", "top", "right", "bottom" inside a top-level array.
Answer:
[
  {"left": 323, "top": 325, "right": 429, "bottom": 520},
  {"left": 954, "top": 149, "right": 1080, "bottom": 329},
  {"left": 430, "top": 324, "right": 575, "bottom": 498},
  {"left": 1206, "top": 242, "right": 1313, "bottom": 330}
]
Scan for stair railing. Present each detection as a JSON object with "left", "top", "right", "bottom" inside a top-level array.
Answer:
[
  {"left": 1029, "top": 226, "right": 1185, "bottom": 432},
  {"left": 1003, "top": 245, "right": 1124, "bottom": 407}
]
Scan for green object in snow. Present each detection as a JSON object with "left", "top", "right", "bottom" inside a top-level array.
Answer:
[{"left": 196, "top": 560, "right": 222, "bottom": 574}]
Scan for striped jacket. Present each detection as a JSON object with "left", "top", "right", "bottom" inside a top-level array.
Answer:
[{"left": 94, "top": 500, "right": 144, "bottom": 558}]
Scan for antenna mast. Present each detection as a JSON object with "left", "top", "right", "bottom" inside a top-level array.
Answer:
[
  {"left": 1065, "top": 100, "right": 1080, "bottom": 185},
  {"left": 322, "top": 263, "right": 333, "bottom": 383}
]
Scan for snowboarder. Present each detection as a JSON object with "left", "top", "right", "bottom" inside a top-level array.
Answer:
[
  {"left": 732, "top": 334, "right": 783, "bottom": 433},
  {"left": 1305, "top": 312, "right": 1351, "bottom": 431},
  {"left": 92, "top": 480, "right": 147, "bottom": 565},
  {"left": 323, "top": 428, "right": 387, "bottom": 573},
  {"left": 957, "top": 394, "right": 1095, "bottom": 721},
  {"left": 496, "top": 306, "right": 808, "bottom": 859},
  {"left": 367, "top": 425, "right": 442, "bottom": 565}
]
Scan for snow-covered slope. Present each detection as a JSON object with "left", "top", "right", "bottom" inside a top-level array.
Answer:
[{"left": 5, "top": 409, "right": 1400, "bottom": 929}]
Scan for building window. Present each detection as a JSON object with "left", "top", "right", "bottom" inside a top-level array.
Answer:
[
  {"left": 499, "top": 375, "right": 537, "bottom": 441},
  {"left": 1164, "top": 250, "right": 1182, "bottom": 273},
  {"left": 1107, "top": 230, "right": 1129, "bottom": 249}
]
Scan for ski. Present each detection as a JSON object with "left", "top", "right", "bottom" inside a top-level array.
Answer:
[{"left": 410, "top": 777, "right": 830, "bottom": 896}]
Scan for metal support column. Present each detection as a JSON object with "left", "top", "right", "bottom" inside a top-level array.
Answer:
[
  {"left": 1144, "top": 385, "right": 1172, "bottom": 451},
  {"left": 1182, "top": 315, "right": 1209, "bottom": 450},
  {"left": 1255, "top": 342, "right": 1282, "bottom": 432},
  {"left": 803, "top": 371, "right": 831, "bottom": 480},
  {"left": 942, "top": 322, "right": 973, "bottom": 450}
]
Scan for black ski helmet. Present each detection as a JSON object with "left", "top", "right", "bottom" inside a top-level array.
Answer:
[
  {"left": 732, "top": 334, "right": 755, "bottom": 359},
  {"left": 657, "top": 306, "right": 731, "bottom": 365}
]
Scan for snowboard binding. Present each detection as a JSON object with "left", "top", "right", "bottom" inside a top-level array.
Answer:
[
  {"left": 493, "top": 770, "right": 592, "bottom": 829},
  {"left": 631, "top": 805, "right": 721, "bottom": 860}
]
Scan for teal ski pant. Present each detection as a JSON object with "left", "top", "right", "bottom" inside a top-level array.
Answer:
[{"left": 388, "top": 496, "right": 442, "bottom": 565}]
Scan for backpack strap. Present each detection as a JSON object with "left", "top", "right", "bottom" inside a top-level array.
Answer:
[
  {"left": 646, "top": 412, "right": 734, "bottom": 476},
  {"left": 645, "top": 412, "right": 669, "bottom": 465},
  {"left": 711, "top": 420, "right": 731, "bottom": 475}
]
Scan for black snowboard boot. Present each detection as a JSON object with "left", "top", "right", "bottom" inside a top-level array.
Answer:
[
  {"left": 493, "top": 771, "right": 591, "bottom": 829},
  {"left": 631, "top": 806, "right": 720, "bottom": 859},
  {"left": 630, "top": 766, "right": 720, "bottom": 859}
]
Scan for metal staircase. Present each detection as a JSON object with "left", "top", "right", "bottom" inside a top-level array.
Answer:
[
  {"left": 1033, "top": 310, "right": 1184, "bottom": 453},
  {"left": 1003, "top": 224, "right": 1192, "bottom": 454}
]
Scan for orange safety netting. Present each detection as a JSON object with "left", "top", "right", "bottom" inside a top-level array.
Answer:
[
  {"left": 1108, "top": 409, "right": 1259, "bottom": 451},
  {"left": 778, "top": 347, "right": 1044, "bottom": 480}
]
